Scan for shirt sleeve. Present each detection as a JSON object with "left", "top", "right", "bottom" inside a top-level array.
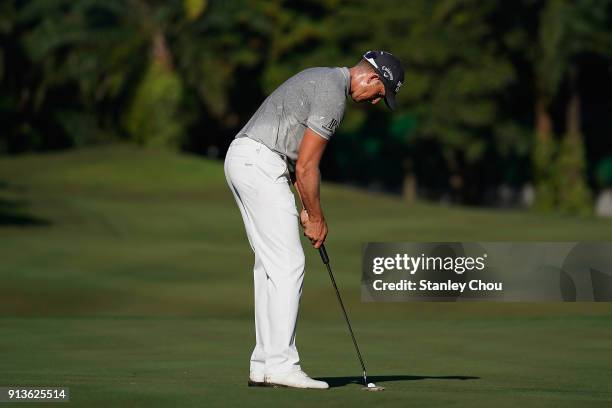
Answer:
[{"left": 306, "top": 80, "right": 346, "bottom": 140}]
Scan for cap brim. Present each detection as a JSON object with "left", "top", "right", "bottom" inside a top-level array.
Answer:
[{"left": 383, "top": 83, "right": 396, "bottom": 111}]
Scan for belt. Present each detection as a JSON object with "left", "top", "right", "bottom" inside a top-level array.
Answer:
[{"left": 235, "top": 136, "right": 291, "bottom": 166}]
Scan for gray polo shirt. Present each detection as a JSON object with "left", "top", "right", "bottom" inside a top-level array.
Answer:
[{"left": 235, "top": 67, "right": 350, "bottom": 170}]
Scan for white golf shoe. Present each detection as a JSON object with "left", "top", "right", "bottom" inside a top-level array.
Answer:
[
  {"left": 248, "top": 371, "right": 265, "bottom": 387},
  {"left": 264, "top": 370, "right": 329, "bottom": 389}
]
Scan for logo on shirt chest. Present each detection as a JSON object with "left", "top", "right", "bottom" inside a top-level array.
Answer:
[{"left": 323, "top": 118, "right": 339, "bottom": 133}]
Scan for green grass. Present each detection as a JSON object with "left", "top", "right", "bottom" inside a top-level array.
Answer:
[{"left": 1, "top": 144, "right": 611, "bottom": 407}]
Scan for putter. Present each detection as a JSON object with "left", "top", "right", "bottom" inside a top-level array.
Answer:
[{"left": 318, "top": 244, "right": 385, "bottom": 392}]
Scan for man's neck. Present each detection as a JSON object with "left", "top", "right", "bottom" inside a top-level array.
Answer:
[{"left": 347, "top": 66, "right": 357, "bottom": 98}]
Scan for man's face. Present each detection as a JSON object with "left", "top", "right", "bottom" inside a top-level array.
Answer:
[{"left": 350, "top": 73, "right": 386, "bottom": 105}]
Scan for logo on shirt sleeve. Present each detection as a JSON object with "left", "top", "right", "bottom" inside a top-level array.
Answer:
[{"left": 322, "top": 118, "right": 339, "bottom": 133}]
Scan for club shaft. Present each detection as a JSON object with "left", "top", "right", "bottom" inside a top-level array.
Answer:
[{"left": 319, "top": 245, "right": 368, "bottom": 385}]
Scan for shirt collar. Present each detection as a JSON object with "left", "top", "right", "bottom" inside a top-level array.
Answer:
[{"left": 340, "top": 67, "right": 351, "bottom": 98}]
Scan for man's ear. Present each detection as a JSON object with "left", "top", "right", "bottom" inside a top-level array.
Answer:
[{"left": 366, "top": 72, "right": 380, "bottom": 85}]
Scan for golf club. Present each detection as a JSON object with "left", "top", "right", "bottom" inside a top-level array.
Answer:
[{"left": 318, "top": 244, "right": 385, "bottom": 392}]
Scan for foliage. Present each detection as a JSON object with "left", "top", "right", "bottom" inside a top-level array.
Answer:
[
  {"left": 532, "top": 134, "right": 557, "bottom": 212},
  {"left": 1, "top": 0, "right": 611, "bottom": 211},
  {"left": 556, "top": 136, "right": 592, "bottom": 215},
  {"left": 531, "top": 0, "right": 610, "bottom": 214},
  {"left": 595, "top": 157, "right": 612, "bottom": 188},
  {"left": 123, "top": 61, "right": 185, "bottom": 147}
]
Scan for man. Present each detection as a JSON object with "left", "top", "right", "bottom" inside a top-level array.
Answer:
[{"left": 224, "top": 51, "right": 404, "bottom": 389}]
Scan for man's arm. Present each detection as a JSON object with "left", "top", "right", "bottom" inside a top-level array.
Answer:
[
  {"left": 292, "top": 177, "right": 311, "bottom": 227},
  {"left": 295, "top": 127, "right": 328, "bottom": 248},
  {"left": 291, "top": 173, "right": 304, "bottom": 210}
]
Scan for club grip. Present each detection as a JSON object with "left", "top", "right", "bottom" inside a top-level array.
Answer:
[{"left": 318, "top": 244, "right": 329, "bottom": 264}]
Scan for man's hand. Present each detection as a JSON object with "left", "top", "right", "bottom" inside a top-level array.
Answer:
[
  {"left": 300, "top": 208, "right": 309, "bottom": 227},
  {"left": 303, "top": 215, "right": 328, "bottom": 249},
  {"left": 299, "top": 209, "right": 327, "bottom": 248}
]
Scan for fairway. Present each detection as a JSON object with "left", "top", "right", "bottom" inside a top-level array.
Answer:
[{"left": 1, "top": 145, "right": 611, "bottom": 407}]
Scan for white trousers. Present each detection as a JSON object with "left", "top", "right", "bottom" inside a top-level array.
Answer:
[{"left": 224, "top": 136, "right": 305, "bottom": 376}]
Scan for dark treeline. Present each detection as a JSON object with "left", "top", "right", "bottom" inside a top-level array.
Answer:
[{"left": 1, "top": 0, "right": 611, "bottom": 213}]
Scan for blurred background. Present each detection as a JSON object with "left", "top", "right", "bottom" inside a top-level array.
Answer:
[{"left": 1, "top": 0, "right": 611, "bottom": 214}]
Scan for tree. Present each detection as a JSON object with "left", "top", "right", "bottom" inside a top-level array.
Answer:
[
  {"left": 16, "top": 0, "right": 196, "bottom": 147},
  {"left": 555, "top": 0, "right": 610, "bottom": 215},
  {"left": 328, "top": 0, "right": 516, "bottom": 202},
  {"left": 531, "top": 0, "right": 611, "bottom": 214},
  {"left": 10, "top": 0, "right": 272, "bottom": 151},
  {"left": 531, "top": 0, "right": 564, "bottom": 211}
]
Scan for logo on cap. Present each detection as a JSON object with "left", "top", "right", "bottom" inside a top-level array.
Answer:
[
  {"left": 395, "top": 80, "right": 403, "bottom": 93},
  {"left": 381, "top": 66, "right": 393, "bottom": 81}
]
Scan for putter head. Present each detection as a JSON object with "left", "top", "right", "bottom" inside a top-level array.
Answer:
[{"left": 362, "top": 383, "right": 385, "bottom": 391}]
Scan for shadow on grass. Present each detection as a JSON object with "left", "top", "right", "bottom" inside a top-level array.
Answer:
[
  {"left": 0, "top": 181, "right": 50, "bottom": 227},
  {"left": 316, "top": 374, "right": 480, "bottom": 388}
]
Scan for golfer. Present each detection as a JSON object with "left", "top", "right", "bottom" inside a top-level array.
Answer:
[{"left": 224, "top": 51, "right": 404, "bottom": 389}]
